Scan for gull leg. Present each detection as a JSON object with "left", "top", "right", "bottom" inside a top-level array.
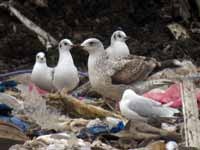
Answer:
[
  {"left": 49, "top": 88, "right": 69, "bottom": 97},
  {"left": 60, "top": 88, "right": 69, "bottom": 97}
]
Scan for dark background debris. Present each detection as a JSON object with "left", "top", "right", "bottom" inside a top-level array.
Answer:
[{"left": 0, "top": 0, "right": 200, "bottom": 72}]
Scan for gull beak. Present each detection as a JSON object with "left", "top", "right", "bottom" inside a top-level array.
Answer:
[
  {"left": 124, "top": 36, "right": 130, "bottom": 41},
  {"left": 80, "top": 43, "right": 85, "bottom": 49},
  {"left": 73, "top": 44, "right": 84, "bottom": 50},
  {"left": 72, "top": 44, "right": 80, "bottom": 48}
]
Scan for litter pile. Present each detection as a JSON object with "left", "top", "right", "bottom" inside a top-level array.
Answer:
[{"left": 0, "top": 59, "right": 199, "bottom": 149}]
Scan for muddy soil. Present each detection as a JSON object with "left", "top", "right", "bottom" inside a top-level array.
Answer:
[{"left": 0, "top": 0, "right": 200, "bottom": 72}]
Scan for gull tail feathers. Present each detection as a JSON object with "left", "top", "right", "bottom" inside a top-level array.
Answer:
[
  {"left": 158, "top": 59, "right": 182, "bottom": 69},
  {"left": 157, "top": 106, "right": 180, "bottom": 117}
]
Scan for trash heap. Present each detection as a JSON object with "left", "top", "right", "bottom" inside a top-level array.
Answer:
[{"left": 0, "top": 60, "right": 199, "bottom": 150}]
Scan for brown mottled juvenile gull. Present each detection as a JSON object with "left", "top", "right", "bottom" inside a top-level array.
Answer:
[
  {"left": 31, "top": 52, "right": 55, "bottom": 91},
  {"left": 120, "top": 89, "right": 179, "bottom": 121},
  {"left": 53, "top": 39, "right": 79, "bottom": 92},
  {"left": 106, "top": 30, "right": 130, "bottom": 59},
  {"left": 80, "top": 38, "right": 178, "bottom": 100}
]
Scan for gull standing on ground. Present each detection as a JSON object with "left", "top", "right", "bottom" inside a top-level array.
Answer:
[
  {"left": 53, "top": 39, "right": 79, "bottom": 92},
  {"left": 106, "top": 30, "right": 130, "bottom": 59},
  {"left": 31, "top": 52, "right": 55, "bottom": 91},
  {"left": 120, "top": 89, "right": 179, "bottom": 121},
  {"left": 80, "top": 38, "right": 180, "bottom": 100}
]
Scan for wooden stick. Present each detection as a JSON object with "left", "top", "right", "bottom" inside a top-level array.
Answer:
[
  {"left": 0, "top": 2, "right": 58, "bottom": 48},
  {"left": 48, "top": 94, "right": 125, "bottom": 120},
  {"left": 181, "top": 80, "right": 200, "bottom": 148}
]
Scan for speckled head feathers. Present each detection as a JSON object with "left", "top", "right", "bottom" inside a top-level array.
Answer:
[{"left": 80, "top": 38, "right": 104, "bottom": 53}]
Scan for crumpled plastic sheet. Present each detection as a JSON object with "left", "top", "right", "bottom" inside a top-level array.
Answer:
[
  {"left": 10, "top": 132, "right": 91, "bottom": 150},
  {"left": 0, "top": 103, "right": 29, "bottom": 132},
  {"left": 143, "top": 83, "right": 200, "bottom": 108}
]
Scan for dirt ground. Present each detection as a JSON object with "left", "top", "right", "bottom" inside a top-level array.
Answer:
[{"left": 1, "top": 0, "right": 200, "bottom": 72}]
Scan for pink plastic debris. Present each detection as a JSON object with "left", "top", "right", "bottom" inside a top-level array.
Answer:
[
  {"left": 143, "top": 92, "right": 164, "bottom": 102},
  {"left": 143, "top": 84, "right": 200, "bottom": 108},
  {"left": 169, "top": 98, "right": 182, "bottom": 108},
  {"left": 28, "top": 83, "right": 49, "bottom": 95},
  {"left": 161, "top": 84, "right": 180, "bottom": 104}
]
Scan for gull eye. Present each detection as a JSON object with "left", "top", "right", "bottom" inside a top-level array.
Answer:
[
  {"left": 36, "top": 55, "right": 40, "bottom": 59},
  {"left": 89, "top": 41, "right": 95, "bottom": 46},
  {"left": 64, "top": 42, "right": 68, "bottom": 46},
  {"left": 118, "top": 34, "right": 122, "bottom": 38}
]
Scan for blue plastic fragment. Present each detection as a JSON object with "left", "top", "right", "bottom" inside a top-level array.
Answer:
[
  {"left": 0, "top": 116, "right": 29, "bottom": 132},
  {"left": 0, "top": 116, "right": 10, "bottom": 123},
  {"left": 0, "top": 104, "right": 12, "bottom": 112},
  {"left": 0, "top": 80, "right": 17, "bottom": 92},
  {"left": 87, "top": 125, "right": 110, "bottom": 135},
  {"left": 77, "top": 125, "right": 110, "bottom": 139},
  {"left": 110, "top": 121, "right": 125, "bottom": 133},
  {"left": 77, "top": 129, "right": 88, "bottom": 139},
  {"left": 1, "top": 80, "right": 17, "bottom": 87},
  {"left": 0, "top": 93, "right": 29, "bottom": 132},
  {"left": 77, "top": 122, "right": 124, "bottom": 139},
  {"left": 10, "top": 117, "right": 29, "bottom": 132}
]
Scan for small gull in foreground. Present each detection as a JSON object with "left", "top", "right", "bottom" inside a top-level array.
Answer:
[
  {"left": 119, "top": 89, "right": 179, "bottom": 121},
  {"left": 31, "top": 52, "right": 55, "bottom": 91}
]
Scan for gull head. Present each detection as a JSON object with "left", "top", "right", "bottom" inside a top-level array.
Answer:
[
  {"left": 80, "top": 38, "right": 104, "bottom": 53},
  {"left": 121, "top": 89, "right": 136, "bottom": 101},
  {"left": 59, "top": 39, "right": 73, "bottom": 52},
  {"left": 36, "top": 52, "right": 46, "bottom": 63},
  {"left": 111, "top": 30, "right": 128, "bottom": 43}
]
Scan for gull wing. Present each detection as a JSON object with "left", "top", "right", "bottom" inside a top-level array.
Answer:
[
  {"left": 111, "top": 55, "right": 158, "bottom": 84},
  {"left": 127, "top": 94, "right": 163, "bottom": 118}
]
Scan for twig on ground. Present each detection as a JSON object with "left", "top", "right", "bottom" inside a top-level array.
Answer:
[{"left": 0, "top": 1, "right": 58, "bottom": 50}]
